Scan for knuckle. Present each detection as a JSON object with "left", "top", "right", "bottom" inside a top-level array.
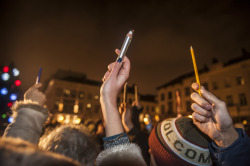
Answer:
[{"left": 218, "top": 101, "right": 226, "bottom": 107}]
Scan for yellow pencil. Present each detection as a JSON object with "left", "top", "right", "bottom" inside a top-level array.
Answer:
[{"left": 190, "top": 46, "right": 202, "bottom": 96}]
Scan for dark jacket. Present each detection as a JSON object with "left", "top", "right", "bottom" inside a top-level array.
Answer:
[{"left": 209, "top": 128, "right": 250, "bottom": 166}]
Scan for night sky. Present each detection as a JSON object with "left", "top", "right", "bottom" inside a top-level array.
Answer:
[{"left": 1, "top": 0, "right": 250, "bottom": 95}]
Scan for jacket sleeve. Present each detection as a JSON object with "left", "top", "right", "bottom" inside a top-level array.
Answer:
[
  {"left": 102, "top": 132, "right": 130, "bottom": 150},
  {"left": 3, "top": 100, "right": 49, "bottom": 144},
  {"left": 96, "top": 132, "right": 146, "bottom": 166},
  {"left": 209, "top": 128, "right": 250, "bottom": 166}
]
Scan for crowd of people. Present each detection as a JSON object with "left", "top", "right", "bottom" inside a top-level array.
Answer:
[{"left": 0, "top": 49, "right": 250, "bottom": 166}]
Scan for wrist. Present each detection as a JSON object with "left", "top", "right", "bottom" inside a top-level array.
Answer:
[
  {"left": 100, "top": 96, "right": 117, "bottom": 108},
  {"left": 214, "top": 127, "right": 239, "bottom": 147},
  {"left": 124, "top": 122, "right": 134, "bottom": 132}
]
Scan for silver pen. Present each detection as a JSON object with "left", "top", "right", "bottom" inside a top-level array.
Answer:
[{"left": 117, "top": 30, "right": 134, "bottom": 62}]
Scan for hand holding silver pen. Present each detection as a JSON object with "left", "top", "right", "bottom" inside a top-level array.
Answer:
[{"left": 117, "top": 30, "right": 134, "bottom": 62}]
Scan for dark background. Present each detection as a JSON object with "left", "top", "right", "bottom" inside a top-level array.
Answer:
[{"left": 1, "top": 0, "right": 250, "bottom": 94}]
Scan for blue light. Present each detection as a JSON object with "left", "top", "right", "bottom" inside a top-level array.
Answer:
[
  {"left": 10, "top": 94, "right": 17, "bottom": 101},
  {"left": 1, "top": 73, "right": 10, "bottom": 81},
  {"left": 0, "top": 87, "right": 8, "bottom": 95},
  {"left": 8, "top": 117, "right": 13, "bottom": 123},
  {"left": 13, "top": 68, "right": 20, "bottom": 76}
]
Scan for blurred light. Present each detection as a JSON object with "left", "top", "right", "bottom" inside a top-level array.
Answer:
[
  {"left": 155, "top": 107, "right": 160, "bottom": 114},
  {"left": 64, "top": 115, "right": 70, "bottom": 124},
  {"left": 64, "top": 89, "right": 70, "bottom": 95},
  {"left": 241, "top": 78, "right": 245, "bottom": 85},
  {"left": 3, "top": 66, "right": 9, "bottom": 73},
  {"left": 139, "top": 113, "right": 144, "bottom": 122},
  {"left": 10, "top": 94, "right": 17, "bottom": 101},
  {"left": 7, "top": 102, "right": 12, "bottom": 107},
  {"left": 187, "top": 115, "right": 192, "bottom": 118},
  {"left": 87, "top": 103, "right": 91, "bottom": 108},
  {"left": 58, "top": 102, "right": 64, "bottom": 111},
  {"left": 74, "top": 118, "right": 81, "bottom": 124},
  {"left": 243, "top": 120, "right": 247, "bottom": 125},
  {"left": 0, "top": 87, "right": 8, "bottom": 95},
  {"left": 2, "top": 114, "right": 6, "bottom": 119},
  {"left": 74, "top": 104, "right": 79, "bottom": 113},
  {"left": 144, "top": 117, "right": 149, "bottom": 125},
  {"left": 94, "top": 95, "right": 99, "bottom": 100},
  {"left": 8, "top": 117, "right": 13, "bottom": 123},
  {"left": 15, "top": 80, "right": 21, "bottom": 86},
  {"left": 1, "top": 73, "right": 10, "bottom": 81},
  {"left": 57, "top": 114, "right": 64, "bottom": 123},
  {"left": 13, "top": 68, "right": 20, "bottom": 76},
  {"left": 155, "top": 115, "right": 160, "bottom": 122},
  {"left": 73, "top": 115, "right": 81, "bottom": 124}
]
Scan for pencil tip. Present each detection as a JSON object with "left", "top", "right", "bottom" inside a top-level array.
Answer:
[{"left": 190, "top": 46, "right": 193, "bottom": 50}]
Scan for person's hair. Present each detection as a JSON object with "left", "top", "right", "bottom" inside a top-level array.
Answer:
[
  {"left": 0, "top": 137, "right": 81, "bottom": 166},
  {"left": 39, "top": 124, "right": 100, "bottom": 166},
  {"left": 96, "top": 143, "right": 146, "bottom": 166}
]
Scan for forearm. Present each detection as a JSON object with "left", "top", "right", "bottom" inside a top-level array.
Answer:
[
  {"left": 3, "top": 100, "right": 49, "bottom": 144},
  {"left": 100, "top": 98, "right": 124, "bottom": 137}
]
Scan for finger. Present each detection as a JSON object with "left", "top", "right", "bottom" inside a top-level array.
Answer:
[
  {"left": 108, "top": 62, "right": 115, "bottom": 72},
  {"left": 115, "top": 49, "right": 120, "bottom": 55},
  {"left": 191, "top": 92, "right": 212, "bottom": 110},
  {"left": 45, "top": 80, "right": 54, "bottom": 95},
  {"left": 118, "top": 56, "right": 131, "bottom": 76},
  {"left": 192, "top": 83, "right": 222, "bottom": 105},
  {"left": 103, "top": 70, "right": 111, "bottom": 81},
  {"left": 109, "top": 61, "right": 123, "bottom": 78},
  {"left": 191, "top": 103, "right": 211, "bottom": 117},
  {"left": 192, "top": 112, "right": 209, "bottom": 123},
  {"left": 31, "top": 83, "right": 42, "bottom": 90}
]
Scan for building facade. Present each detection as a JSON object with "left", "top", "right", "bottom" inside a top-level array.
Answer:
[
  {"left": 157, "top": 54, "right": 250, "bottom": 123},
  {"left": 45, "top": 70, "right": 102, "bottom": 125}
]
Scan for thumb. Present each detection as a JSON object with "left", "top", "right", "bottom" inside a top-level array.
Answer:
[{"left": 109, "top": 61, "right": 123, "bottom": 79}]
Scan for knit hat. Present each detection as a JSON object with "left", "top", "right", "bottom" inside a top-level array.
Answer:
[{"left": 148, "top": 117, "right": 212, "bottom": 166}]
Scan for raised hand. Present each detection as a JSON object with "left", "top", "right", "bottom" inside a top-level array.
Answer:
[
  {"left": 191, "top": 83, "right": 238, "bottom": 147},
  {"left": 24, "top": 83, "right": 47, "bottom": 106},
  {"left": 100, "top": 49, "right": 131, "bottom": 137}
]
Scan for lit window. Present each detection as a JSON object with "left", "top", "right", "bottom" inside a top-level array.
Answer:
[
  {"left": 236, "top": 77, "right": 245, "bottom": 86},
  {"left": 58, "top": 102, "right": 64, "bottom": 111},
  {"left": 74, "top": 104, "right": 79, "bottom": 113},
  {"left": 79, "top": 91, "right": 85, "bottom": 99},
  {"left": 87, "top": 103, "right": 92, "bottom": 109},
  {"left": 95, "top": 95, "right": 99, "bottom": 100},
  {"left": 63, "top": 89, "right": 70, "bottom": 96}
]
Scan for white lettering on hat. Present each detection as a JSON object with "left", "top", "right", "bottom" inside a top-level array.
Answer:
[{"left": 160, "top": 118, "right": 212, "bottom": 166}]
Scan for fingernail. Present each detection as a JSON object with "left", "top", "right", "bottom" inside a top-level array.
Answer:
[{"left": 117, "top": 58, "right": 122, "bottom": 63}]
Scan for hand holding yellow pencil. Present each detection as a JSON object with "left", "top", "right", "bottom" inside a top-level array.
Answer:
[{"left": 190, "top": 46, "right": 202, "bottom": 96}]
